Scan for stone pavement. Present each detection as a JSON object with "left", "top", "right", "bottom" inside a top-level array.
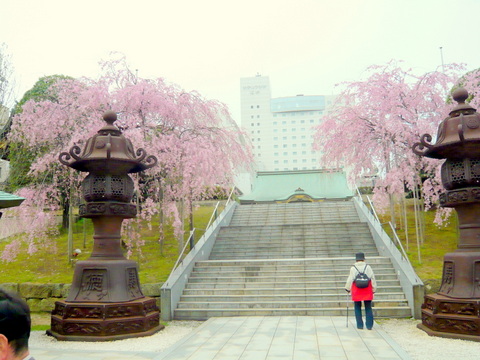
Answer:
[{"left": 30, "top": 316, "right": 412, "bottom": 360}]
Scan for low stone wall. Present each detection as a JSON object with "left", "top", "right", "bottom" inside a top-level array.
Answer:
[{"left": 0, "top": 283, "right": 162, "bottom": 313}]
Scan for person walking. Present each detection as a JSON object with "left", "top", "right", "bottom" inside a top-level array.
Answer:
[{"left": 345, "top": 252, "right": 377, "bottom": 330}]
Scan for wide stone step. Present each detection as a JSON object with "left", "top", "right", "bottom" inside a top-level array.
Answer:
[
  {"left": 173, "top": 307, "right": 412, "bottom": 320},
  {"left": 180, "top": 292, "right": 406, "bottom": 302},
  {"left": 213, "top": 240, "right": 376, "bottom": 247},
  {"left": 183, "top": 286, "right": 404, "bottom": 295},
  {"left": 196, "top": 257, "right": 393, "bottom": 267},
  {"left": 192, "top": 265, "right": 391, "bottom": 272},
  {"left": 191, "top": 267, "right": 396, "bottom": 276},
  {"left": 185, "top": 280, "right": 401, "bottom": 289},
  {"left": 176, "top": 299, "right": 409, "bottom": 309},
  {"left": 208, "top": 253, "right": 380, "bottom": 260},
  {"left": 188, "top": 274, "right": 398, "bottom": 283}
]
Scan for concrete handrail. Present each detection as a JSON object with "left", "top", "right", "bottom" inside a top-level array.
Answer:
[{"left": 352, "top": 195, "right": 424, "bottom": 319}]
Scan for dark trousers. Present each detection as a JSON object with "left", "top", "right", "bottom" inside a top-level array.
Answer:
[{"left": 354, "top": 300, "right": 373, "bottom": 329}]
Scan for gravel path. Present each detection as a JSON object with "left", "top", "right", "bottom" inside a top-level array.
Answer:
[
  {"left": 30, "top": 320, "right": 203, "bottom": 353},
  {"left": 30, "top": 318, "right": 480, "bottom": 359},
  {"left": 380, "top": 319, "right": 480, "bottom": 360}
]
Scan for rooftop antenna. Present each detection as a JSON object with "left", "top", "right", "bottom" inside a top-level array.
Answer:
[{"left": 439, "top": 47, "right": 445, "bottom": 73}]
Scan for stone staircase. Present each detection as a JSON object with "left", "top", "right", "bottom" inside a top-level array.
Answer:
[{"left": 173, "top": 202, "right": 412, "bottom": 320}]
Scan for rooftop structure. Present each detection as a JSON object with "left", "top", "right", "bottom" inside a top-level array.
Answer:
[
  {"left": 240, "top": 75, "right": 335, "bottom": 171},
  {"left": 239, "top": 169, "right": 352, "bottom": 203}
]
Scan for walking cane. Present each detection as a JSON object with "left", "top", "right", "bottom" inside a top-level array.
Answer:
[{"left": 346, "top": 290, "right": 349, "bottom": 328}]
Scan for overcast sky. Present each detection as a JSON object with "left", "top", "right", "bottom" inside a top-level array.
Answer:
[{"left": 1, "top": 0, "right": 479, "bottom": 122}]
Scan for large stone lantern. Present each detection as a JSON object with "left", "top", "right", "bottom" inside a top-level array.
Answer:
[
  {"left": 413, "top": 88, "right": 480, "bottom": 341},
  {"left": 47, "top": 111, "right": 163, "bottom": 341}
]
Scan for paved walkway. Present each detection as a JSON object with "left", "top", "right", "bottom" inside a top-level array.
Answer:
[{"left": 30, "top": 316, "right": 411, "bottom": 360}]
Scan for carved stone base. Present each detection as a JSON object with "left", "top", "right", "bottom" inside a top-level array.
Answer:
[
  {"left": 47, "top": 297, "right": 163, "bottom": 341},
  {"left": 419, "top": 293, "right": 480, "bottom": 341}
]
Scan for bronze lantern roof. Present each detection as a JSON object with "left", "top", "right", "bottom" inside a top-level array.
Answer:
[
  {"left": 413, "top": 88, "right": 480, "bottom": 160},
  {"left": 59, "top": 111, "right": 157, "bottom": 175}
]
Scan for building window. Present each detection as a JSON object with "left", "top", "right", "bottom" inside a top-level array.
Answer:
[
  {"left": 301, "top": 135, "right": 306, "bottom": 139},
  {"left": 274, "top": 152, "right": 279, "bottom": 156},
  {"left": 282, "top": 129, "right": 287, "bottom": 132},
  {"left": 251, "top": 116, "right": 254, "bottom": 119},
  {"left": 302, "top": 151, "right": 306, "bottom": 155},
  {"left": 293, "top": 167, "right": 298, "bottom": 170},
  {"left": 274, "top": 145, "right": 279, "bottom": 148},
  {"left": 302, "top": 143, "right": 306, "bottom": 147},
  {"left": 273, "top": 121, "right": 278, "bottom": 125},
  {"left": 283, "top": 160, "right": 288, "bottom": 164},
  {"left": 292, "top": 128, "right": 296, "bottom": 132},
  {"left": 283, "top": 144, "right": 288, "bottom": 148},
  {"left": 251, "top": 105, "right": 254, "bottom": 109},
  {"left": 310, "top": 119, "right": 314, "bottom": 123},
  {"left": 293, "top": 151, "right": 297, "bottom": 155},
  {"left": 274, "top": 129, "right": 278, "bottom": 133},
  {"left": 257, "top": 105, "right": 260, "bottom": 108},
  {"left": 302, "top": 159, "right": 307, "bottom": 163},
  {"left": 257, "top": 115, "right": 260, "bottom": 118},
  {"left": 283, "top": 152, "right": 288, "bottom": 156},
  {"left": 273, "top": 137, "right": 278, "bottom": 141},
  {"left": 292, "top": 144, "right": 297, "bottom": 148},
  {"left": 292, "top": 136, "right": 297, "bottom": 140},
  {"left": 251, "top": 123, "right": 254, "bottom": 126},
  {"left": 292, "top": 120, "right": 296, "bottom": 124},
  {"left": 274, "top": 160, "right": 279, "bottom": 164},
  {"left": 282, "top": 136, "right": 287, "bottom": 140},
  {"left": 257, "top": 122, "right": 260, "bottom": 126},
  {"left": 301, "top": 120, "right": 305, "bottom": 124},
  {"left": 282, "top": 121, "right": 287, "bottom": 125}
]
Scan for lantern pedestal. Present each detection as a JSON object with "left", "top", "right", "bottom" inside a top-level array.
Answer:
[
  {"left": 48, "top": 297, "right": 161, "bottom": 341},
  {"left": 419, "top": 293, "right": 480, "bottom": 341}
]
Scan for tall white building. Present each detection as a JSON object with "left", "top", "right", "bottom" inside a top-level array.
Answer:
[{"left": 240, "top": 75, "right": 335, "bottom": 171}]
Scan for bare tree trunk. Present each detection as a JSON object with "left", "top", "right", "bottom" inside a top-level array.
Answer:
[
  {"left": 67, "top": 190, "right": 74, "bottom": 265},
  {"left": 158, "top": 186, "right": 164, "bottom": 256},
  {"left": 413, "top": 185, "right": 422, "bottom": 263},
  {"left": 402, "top": 195, "right": 409, "bottom": 251},
  {"left": 178, "top": 200, "right": 184, "bottom": 254},
  {"left": 389, "top": 193, "right": 396, "bottom": 229}
]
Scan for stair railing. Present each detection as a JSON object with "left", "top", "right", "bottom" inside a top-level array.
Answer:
[
  {"left": 353, "top": 185, "right": 424, "bottom": 318},
  {"left": 171, "top": 187, "right": 236, "bottom": 273},
  {"left": 171, "top": 229, "right": 196, "bottom": 273},
  {"left": 355, "top": 186, "right": 413, "bottom": 267}
]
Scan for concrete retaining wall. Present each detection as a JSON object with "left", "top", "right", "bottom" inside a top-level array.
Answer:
[{"left": 0, "top": 283, "right": 162, "bottom": 312}]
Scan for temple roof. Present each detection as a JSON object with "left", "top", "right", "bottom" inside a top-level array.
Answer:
[
  {"left": 0, "top": 191, "right": 25, "bottom": 209},
  {"left": 239, "top": 170, "right": 353, "bottom": 203}
]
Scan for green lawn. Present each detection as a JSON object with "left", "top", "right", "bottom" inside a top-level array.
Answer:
[
  {"left": 378, "top": 199, "right": 457, "bottom": 292},
  {"left": 0, "top": 203, "right": 224, "bottom": 284}
]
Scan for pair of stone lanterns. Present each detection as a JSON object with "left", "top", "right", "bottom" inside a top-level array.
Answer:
[
  {"left": 47, "top": 111, "right": 162, "bottom": 341},
  {"left": 414, "top": 88, "right": 480, "bottom": 341}
]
